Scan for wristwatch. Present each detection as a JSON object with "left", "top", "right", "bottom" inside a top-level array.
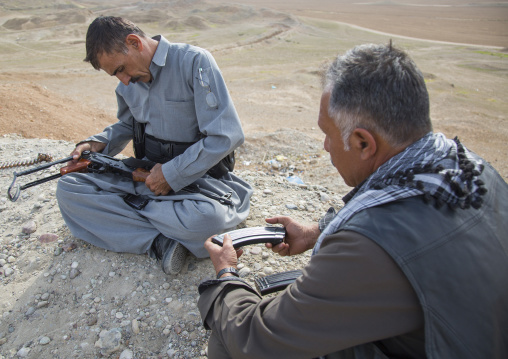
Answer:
[{"left": 217, "top": 267, "right": 239, "bottom": 279}]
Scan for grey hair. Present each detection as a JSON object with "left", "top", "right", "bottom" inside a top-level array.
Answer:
[{"left": 322, "top": 43, "right": 432, "bottom": 150}]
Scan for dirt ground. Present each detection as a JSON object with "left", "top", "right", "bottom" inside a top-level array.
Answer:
[
  {"left": 0, "top": 0, "right": 507, "bottom": 177},
  {"left": 0, "top": 0, "right": 507, "bottom": 358}
]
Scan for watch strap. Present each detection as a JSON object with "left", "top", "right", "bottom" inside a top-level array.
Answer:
[{"left": 217, "top": 267, "right": 239, "bottom": 279}]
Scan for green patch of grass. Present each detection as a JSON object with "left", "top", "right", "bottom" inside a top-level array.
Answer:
[
  {"left": 458, "top": 64, "right": 501, "bottom": 73},
  {"left": 474, "top": 51, "right": 508, "bottom": 59}
]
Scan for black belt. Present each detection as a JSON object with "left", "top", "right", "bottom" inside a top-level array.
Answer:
[
  {"left": 143, "top": 134, "right": 235, "bottom": 179},
  {"left": 144, "top": 134, "right": 197, "bottom": 164}
]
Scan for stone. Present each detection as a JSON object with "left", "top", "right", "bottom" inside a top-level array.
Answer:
[
  {"left": 131, "top": 319, "right": 140, "bottom": 334},
  {"left": 22, "top": 221, "right": 37, "bottom": 234},
  {"left": 94, "top": 328, "right": 122, "bottom": 355},
  {"left": 250, "top": 247, "right": 262, "bottom": 255},
  {"left": 69, "top": 268, "right": 80, "bottom": 279},
  {"left": 120, "top": 349, "right": 134, "bottom": 359},
  {"left": 17, "top": 347, "right": 31, "bottom": 357},
  {"left": 39, "top": 233, "right": 58, "bottom": 244}
]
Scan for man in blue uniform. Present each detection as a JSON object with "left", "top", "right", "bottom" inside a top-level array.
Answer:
[{"left": 57, "top": 16, "right": 252, "bottom": 275}]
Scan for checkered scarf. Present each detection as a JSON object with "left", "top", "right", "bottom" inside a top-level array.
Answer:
[{"left": 313, "top": 132, "right": 487, "bottom": 254}]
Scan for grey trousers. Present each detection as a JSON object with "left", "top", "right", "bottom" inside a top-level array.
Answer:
[{"left": 56, "top": 172, "right": 252, "bottom": 258}]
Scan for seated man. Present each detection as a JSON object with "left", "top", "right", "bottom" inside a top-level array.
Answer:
[
  {"left": 198, "top": 43, "right": 508, "bottom": 358},
  {"left": 56, "top": 16, "right": 252, "bottom": 275}
]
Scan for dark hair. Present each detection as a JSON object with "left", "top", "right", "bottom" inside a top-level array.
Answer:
[
  {"left": 323, "top": 43, "right": 432, "bottom": 149},
  {"left": 84, "top": 16, "right": 146, "bottom": 70}
]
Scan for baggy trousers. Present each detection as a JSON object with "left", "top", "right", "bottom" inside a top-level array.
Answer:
[{"left": 56, "top": 172, "right": 252, "bottom": 258}]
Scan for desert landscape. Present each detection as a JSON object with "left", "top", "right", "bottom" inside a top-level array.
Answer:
[{"left": 0, "top": 0, "right": 507, "bottom": 358}]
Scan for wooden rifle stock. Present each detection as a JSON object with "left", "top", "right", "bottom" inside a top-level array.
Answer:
[
  {"left": 60, "top": 159, "right": 91, "bottom": 175},
  {"left": 132, "top": 168, "right": 150, "bottom": 182}
]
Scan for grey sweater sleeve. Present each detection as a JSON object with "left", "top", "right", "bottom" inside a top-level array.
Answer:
[{"left": 198, "top": 230, "right": 424, "bottom": 359}]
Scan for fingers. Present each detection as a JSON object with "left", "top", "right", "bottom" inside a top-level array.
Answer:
[
  {"left": 72, "top": 142, "right": 95, "bottom": 161},
  {"left": 266, "top": 242, "right": 290, "bottom": 256},
  {"left": 204, "top": 235, "right": 215, "bottom": 252},
  {"left": 145, "top": 164, "right": 171, "bottom": 195},
  {"left": 221, "top": 234, "right": 243, "bottom": 260},
  {"left": 71, "top": 145, "right": 86, "bottom": 161},
  {"left": 222, "top": 233, "right": 234, "bottom": 248},
  {"left": 265, "top": 216, "right": 288, "bottom": 225}
]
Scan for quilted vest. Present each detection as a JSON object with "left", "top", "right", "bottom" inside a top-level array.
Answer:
[{"left": 331, "top": 160, "right": 508, "bottom": 359}]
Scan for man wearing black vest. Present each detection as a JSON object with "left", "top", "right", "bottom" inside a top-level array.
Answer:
[{"left": 198, "top": 43, "right": 508, "bottom": 358}]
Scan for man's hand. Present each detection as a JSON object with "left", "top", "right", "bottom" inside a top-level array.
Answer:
[
  {"left": 145, "top": 163, "right": 172, "bottom": 196},
  {"left": 204, "top": 234, "right": 243, "bottom": 277},
  {"left": 69, "top": 141, "right": 106, "bottom": 163},
  {"left": 264, "top": 216, "right": 320, "bottom": 256}
]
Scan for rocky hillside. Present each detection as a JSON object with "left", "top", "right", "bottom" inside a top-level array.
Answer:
[{"left": 0, "top": 132, "right": 346, "bottom": 358}]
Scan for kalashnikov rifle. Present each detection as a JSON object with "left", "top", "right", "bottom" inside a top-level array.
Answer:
[
  {"left": 7, "top": 150, "right": 151, "bottom": 202},
  {"left": 7, "top": 150, "right": 234, "bottom": 205}
]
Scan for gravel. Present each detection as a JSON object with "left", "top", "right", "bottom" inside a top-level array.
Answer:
[{"left": 0, "top": 131, "right": 348, "bottom": 358}]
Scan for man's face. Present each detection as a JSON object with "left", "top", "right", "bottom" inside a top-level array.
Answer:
[
  {"left": 318, "top": 92, "right": 362, "bottom": 187},
  {"left": 98, "top": 45, "right": 151, "bottom": 85}
]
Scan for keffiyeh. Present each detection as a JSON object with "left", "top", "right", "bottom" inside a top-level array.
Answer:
[{"left": 313, "top": 132, "right": 487, "bottom": 254}]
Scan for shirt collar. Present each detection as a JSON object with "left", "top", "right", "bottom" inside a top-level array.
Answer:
[{"left": 149, "top": 35, "right": 169, "bottom": 80}]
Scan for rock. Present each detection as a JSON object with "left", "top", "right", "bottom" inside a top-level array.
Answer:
[
  {"left": 69, "top": 268, "right": 80, "bottom": 279},
  {"left": 87, "top": 315, "right": 98, "bottom": 326},
  {"left": 95, "top": 328, "right": 122, "bottom": 355},
  {"left": 4, "top": 267, "right": 14, "bottom": 277},
  {"left": 120, "top": 349, "right": 134, "bottom": 359},
  {"left": 62, "top": 242, "right": 77, "bottom": 252},
  {"left": 36, "top": 301, "right": 49, "bottom": 309},
  {"left": 238, "top": 267, "right": 251, "bottom": 277},
  {"left": 250, "top": 247, "right": 262, "bottom": 255},
  {"left": 39, "top": 336, "right": 51, "bottom": 345},
  {"left": 17, "top": 347, "right": 30, "bottom": 357},
  {"left": 39, "top": 233, "right": 58, "bottom": 243},
  {"left": 22, "top": 221, "right": 37, "bottom": 234},
  {"left": 320, "top": 192, "right": 330, "bottom": 202},
  {"left": 131, "top": 319, "right": 140, "bottom": 334}
]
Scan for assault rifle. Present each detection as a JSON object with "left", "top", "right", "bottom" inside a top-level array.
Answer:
[
  {"left": 7, "top": 150, "right": 234, "bottom": 205},
  {"left": 7, "top": 150, "right": 151, "bottom": 202}
]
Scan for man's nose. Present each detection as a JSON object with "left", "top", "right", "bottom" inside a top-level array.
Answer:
[{"left": 116, "top": 73, "right": 131, "bottom": 86}]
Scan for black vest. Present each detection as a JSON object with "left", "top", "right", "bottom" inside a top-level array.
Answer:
[{"left": 334, "top": 159, "right": 508, "bottom": 359}]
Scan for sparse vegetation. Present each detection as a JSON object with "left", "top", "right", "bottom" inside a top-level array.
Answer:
[{"left": 475, "top": 50, "right": 508, "bottom": 58}]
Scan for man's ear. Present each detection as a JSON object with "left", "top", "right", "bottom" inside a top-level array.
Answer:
[
  {"left": 126, "top": 34, "right": 143, "bottom": 52},
  {"left": 350, "top": 128, "right": 377, "bottom": 160}
]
